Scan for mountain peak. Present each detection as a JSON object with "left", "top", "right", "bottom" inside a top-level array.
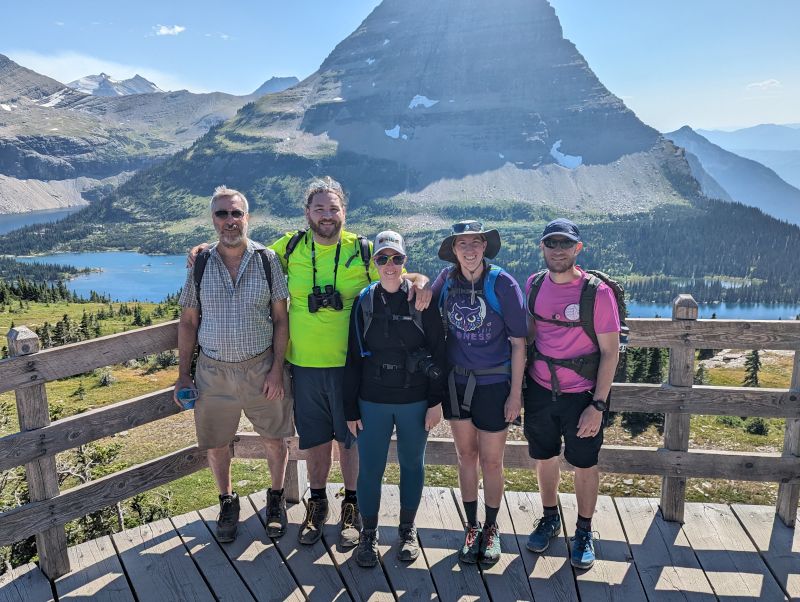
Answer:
[
  {"left": 66, "top": 73, "right": 162, "bottom": 96},
  {"left": 251, "top": 76, "right": 299, "bottom": 97}
]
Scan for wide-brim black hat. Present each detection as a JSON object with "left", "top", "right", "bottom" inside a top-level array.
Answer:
[{"left": 437, "top": 220, "right": 502, "bottom": 263}]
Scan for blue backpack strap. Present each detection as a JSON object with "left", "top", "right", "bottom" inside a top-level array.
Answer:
[
  {"left": 483, "top": 264, "right": 505, "bottom": 317},
  {"left": 355, "top": 282, "right": 379, "bottom": 357}
]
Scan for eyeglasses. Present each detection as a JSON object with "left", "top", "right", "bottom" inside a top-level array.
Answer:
[
  {"left": 374, "top": 254, "right": 406, "bottom": 266},
  {"left": 214, "top": 209, "right": 246, "bottom": 219},
  {"left": 542, "top": 238, "right": 577, "bottom": 249},
  {"left": 452, "top": 221, "right": 483, "bottom": 234}
]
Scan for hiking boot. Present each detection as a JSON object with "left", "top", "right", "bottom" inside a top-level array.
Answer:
[
  {"left": 570, "top": 528, "right": 595, "bottom": 569},
  {"left": 339, "top": 500, "right": 361, "bottom": 548},
  {"left": 216, "top": 493, "right": 240, "bottom": 543},
  {"left": 526, "top": 514, "right": 561, "bottom": 553},
  {"left": 298, "top": 497, "right": 329, "bottom": 545},
  {"left": 265, "top": 488, "right": 287, "bottom": 538},
  {"left": 355, "top": 528, "right": 379, "bottom": 568},
  {"left": 479, "top": 523, "right": 501, "bottom": 567},
  {"left": 397, "top": 523, "right": 419, "bottom": 561},
  {"left": 458, "top": 523, "right": 482, "bottom": 564}
]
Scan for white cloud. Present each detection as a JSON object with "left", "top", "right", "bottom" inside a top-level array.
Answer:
[
  {"left": 204, "top": 32, "right": 231, "bottom": 40},
  {"left": 4, "top": 50, "right": 208, "bottom": 93},
  {"left": 54, "top": 21, "right": 64, "bottom": 27},
  {"left": 746, "top": 79, "right": 782, "bottom": 91},
  {"left": 153, "top": 24, "right": 186, "bottom": 36}
]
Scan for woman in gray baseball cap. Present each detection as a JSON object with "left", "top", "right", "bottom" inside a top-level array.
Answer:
[
  {"left": 343, "top": 230, "right": 447, "bottom": 568},
  {"left": 431, "top": 220, "right": 527, "bottom": 567}
]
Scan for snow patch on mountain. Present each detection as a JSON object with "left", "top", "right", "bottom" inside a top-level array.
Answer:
[
  {"left": 385, "top": 125, "right": 400, "bottom": 139},
  {"left": 409, "top": 95, "right": 439, "bottom": 109},
  {"left": 0, "top": 104, "right": 10, "bottom": 111},
  {"left": 550, "top": 140, "right": 583, "bottom": 168}
]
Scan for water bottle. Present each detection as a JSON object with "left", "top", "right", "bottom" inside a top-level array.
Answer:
[{"left": 177, "top": 387, "right": 198, "bottom": 410}]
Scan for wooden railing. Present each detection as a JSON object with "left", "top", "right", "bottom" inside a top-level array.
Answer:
[{"left": 0, "top": 294, "right": 798, "bottom": 580}]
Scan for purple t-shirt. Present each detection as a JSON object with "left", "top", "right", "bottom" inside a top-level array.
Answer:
[
  {"left": 526, "top": 268, "right": 620, "bottom": 393},
  {"left": 432, "top": 265, "right": 527, "bottom": 384}
]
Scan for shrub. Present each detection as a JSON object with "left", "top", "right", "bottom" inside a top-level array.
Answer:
[
  {"left": 97, "top": 368, "right": 116, "bottom": 387},
  {"left": 715, "top": 415, "right": 744, "bottom": 428},
  {"left": 744, "top": 417, "right": 769, "bottom": 436}
]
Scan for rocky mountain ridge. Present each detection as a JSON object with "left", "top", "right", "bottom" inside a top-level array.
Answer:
[{"left": 67, "top": 73, "right": 163, "bottom": 96}]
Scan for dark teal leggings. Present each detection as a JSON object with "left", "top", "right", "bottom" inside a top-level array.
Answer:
[{"left": 356, "top": 399, "right": 429, "bottom": 520}]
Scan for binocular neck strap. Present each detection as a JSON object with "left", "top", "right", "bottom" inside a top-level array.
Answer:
[{"left": 311, "top": 238, "right": 342, "bottom": 290}]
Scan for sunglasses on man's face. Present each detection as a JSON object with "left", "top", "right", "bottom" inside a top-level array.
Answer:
[
  {"left": 214, "top": 209, "right": 246, "bottom": 219},
  {"left": 542, "top": 238, "right": 577, "bottom": 250},
  {"left": 374, "top": 254, "right": 406, "bottom": 266}
]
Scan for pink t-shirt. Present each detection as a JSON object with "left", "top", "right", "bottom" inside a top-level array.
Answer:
[{"left": 526, "top": 269, "right": 620, "bottom": 393}]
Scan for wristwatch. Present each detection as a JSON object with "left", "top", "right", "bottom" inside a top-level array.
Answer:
[{"left": 591, "top": 399, "right": 608, "bottom": 412}]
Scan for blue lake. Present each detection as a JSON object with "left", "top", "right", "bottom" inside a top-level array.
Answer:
[
  {"left": 14, "top": 252, "right": 800, "bottom": 320},
  {"left": 0, "top": 206, "right": 84, "bottom": 235}
]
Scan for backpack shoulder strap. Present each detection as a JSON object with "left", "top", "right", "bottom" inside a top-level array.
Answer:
[
  {"left": 355, "top": 282, "right": 379, "bottom": 357},
  {"left": 192, "top": 249, "right": 212, "bottom": 314},
  {"left": 357, "top": 235, "right": 371, "bottom": 280},
  {"left": 526, "top": 270, "right": 548, "bottom": 317},
  {"left": 254, "top": 249, "right": 273, "bottom": 293},
  {"left": 483, "top": 264, "right": 505, "bottom": 317},
  {"left": 579, "top": 273, "right": 602, "bottom": 347},
  {"left": 283, "top": 229, "right": 308, "bottom": 263},
  {"left": 437, "top": 266, "right": 458, "bottom": 313}
]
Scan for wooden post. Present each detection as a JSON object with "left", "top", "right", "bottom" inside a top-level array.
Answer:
[
  {"left": 283, "top": 438, "right": 308, "bottom": 503},
  {"left": 7, "top": 327, "right": 70, "bottom": 578},
  {"left": 776, "top": 350, "right": 800, "bottom": 526},
  {"left": 660, "top": 295, "right": 697, "bottom": 523}
]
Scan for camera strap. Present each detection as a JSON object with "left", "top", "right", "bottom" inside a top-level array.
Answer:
[{"left": 311, "top": 238, "right": 342, "bottom": 290}]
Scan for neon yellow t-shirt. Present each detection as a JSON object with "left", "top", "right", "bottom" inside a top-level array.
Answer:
[{"left": 270, "top": 230, "right": 379, "bottom": 367}]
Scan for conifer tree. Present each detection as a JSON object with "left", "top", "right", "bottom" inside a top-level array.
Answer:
[
  {"left": 646, "top": 348, "right": 664, "bottom": 384},
  {"left": 743, "top": 350, "right": 761, "bottom": 387}
]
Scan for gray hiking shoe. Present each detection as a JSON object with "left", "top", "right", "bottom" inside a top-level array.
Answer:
[
  {"left": 339, "top": 500, "right": 361, "bottom": 548},
  {"left": 397, "top": 523, "right": 419, "bottom": 561},
  {"left": 265, "top": 488, "right": 287, "bottom": 538}
]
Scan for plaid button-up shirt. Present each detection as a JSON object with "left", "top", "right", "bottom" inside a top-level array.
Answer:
[{"left": 179, "top": 240, "right": 289, "bottom": 362}]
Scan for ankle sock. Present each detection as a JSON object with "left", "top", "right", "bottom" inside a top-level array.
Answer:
[
  {"left": 484, "top": 505, "right": 499, "bottom": 528},
  {"left": 344, "top": 489, "right": 358, "bottom": 503},
  {"left": 310, "top": 487, "right": 327, "bottom": 500},
  {"left": 576, "top": 514, "right": 592, "bottom": 532},
  {"left": 543, "top": 505, "right": 559, "bottom": 519},
  {"left": 463, "top": 500, "right": 478, "bottom": 526}
]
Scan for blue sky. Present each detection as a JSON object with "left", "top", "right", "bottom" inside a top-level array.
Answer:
[{"left": 2, "top": 0, "right": 798, "bottom": 131}]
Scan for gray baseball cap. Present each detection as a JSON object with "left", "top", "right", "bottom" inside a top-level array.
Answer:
[{"left": 372, "top": 230, "right": 406, "bottom": 256}]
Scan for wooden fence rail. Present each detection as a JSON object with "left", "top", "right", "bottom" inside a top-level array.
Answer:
[{"left": 0, "top": 294, "right": 798, "bottom": 580}]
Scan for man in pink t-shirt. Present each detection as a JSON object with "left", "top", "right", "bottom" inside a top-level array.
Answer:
[{"left": 523, "top": 218, "right": 620, "bottom": 570}]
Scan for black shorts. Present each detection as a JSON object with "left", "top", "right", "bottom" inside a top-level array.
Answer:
[
  {"left": 523, "top": 376, "right": 603, "bottom": 469},
  {"left": 444, "top": 379, "right": 510, "bottom": 433}
]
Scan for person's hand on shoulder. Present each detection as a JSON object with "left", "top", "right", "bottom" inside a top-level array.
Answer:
[
  {"left": 186, "top": 243, "right": 211, "bottom": 268},
  {"left": 407, "top": 274, "right": 432, "bottom": 310}
]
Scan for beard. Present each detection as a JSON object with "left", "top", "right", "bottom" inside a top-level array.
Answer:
[
  {"left": 218, "top": 224, "right": 247, "bottom": 248},
  {"left": 308, "top": 216, "right": 343, "bottom": 241},
  {"left": 544, "top": 255, "right": 576, "bottom": 274}
]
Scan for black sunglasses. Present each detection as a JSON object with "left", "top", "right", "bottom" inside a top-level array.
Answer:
[
  {"left": 542, "top": 238, "right": 577, "bottom": 249},
  {"left": 374, "top": 254, "right": 406, "bottom": 266},
  {"left": 214, "top": 209, "right": 246, "bottom": 219},
  {"left": 452, "top": 221, "right": 483, "bottom": 234}
]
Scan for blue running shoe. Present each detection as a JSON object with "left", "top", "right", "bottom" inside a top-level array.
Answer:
[
  {"left": 570, "top": 527, "right": 595, "bottom": 569},
  {"left": 526, "top": 514, "right": 561, "bottom": 553}
]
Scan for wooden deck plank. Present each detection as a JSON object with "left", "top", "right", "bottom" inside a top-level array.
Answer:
[
  {"left": 112, "top": 517, "right": 214, "bottom": 602},
  {"left": 504, "top": 490, "right": 578, "bottom": 602},
  {"left": 414, "top": 486, "right": 488, "bottom": 602},
  {"left": 453, "top": 488, "right": 533, "bottom": 601},
  {"left": 681, "top": 503, "right": 787, "bottom": 601},
  {"left": 732, "top": 503, "right": 800, "bottom": 600},
  {"left": 250, "top": 489, "right": 350, "bottom": 601},
  {"left": 323, "top": 483, "right": 393, "bottom": 602},
  {"left": 171, "top": 510, "right": 255, "bottom": 602},
  {"left": 560, "top": 493, "right": 648, "bottom": 601},
  {"left": 0, "top": 562, "right": 53, "bottom": 602},
  {"left": 55, "top": 535, "right": 134, "bottom": 601},
  {"left": 197, "top": 496, "right": 304, "bottom": 602},
  {"left": 614, "top": 497, "right": 715, "bottom": 601},
  {"left": 377, "top": 484, "right": 438, "bottom": 601}
]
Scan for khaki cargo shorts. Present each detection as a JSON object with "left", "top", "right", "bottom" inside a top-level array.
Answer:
[{"left": 194, "top": 349, "right": 295, "bottom": 449}]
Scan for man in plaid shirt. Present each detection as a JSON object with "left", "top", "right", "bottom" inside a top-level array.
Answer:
[{"left": 175, "top": 186, "right": 293, "bottom": 544}]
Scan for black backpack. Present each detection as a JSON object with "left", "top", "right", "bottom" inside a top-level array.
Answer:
[
  {"left": 527, "top": 269, "right": 629, "bottom": 397},
  {"left": 193, "top": 248, "right": 273, "bottom": 318},
  {"left": 282, "top": 228, "right": 371, "bottom": 280}
]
